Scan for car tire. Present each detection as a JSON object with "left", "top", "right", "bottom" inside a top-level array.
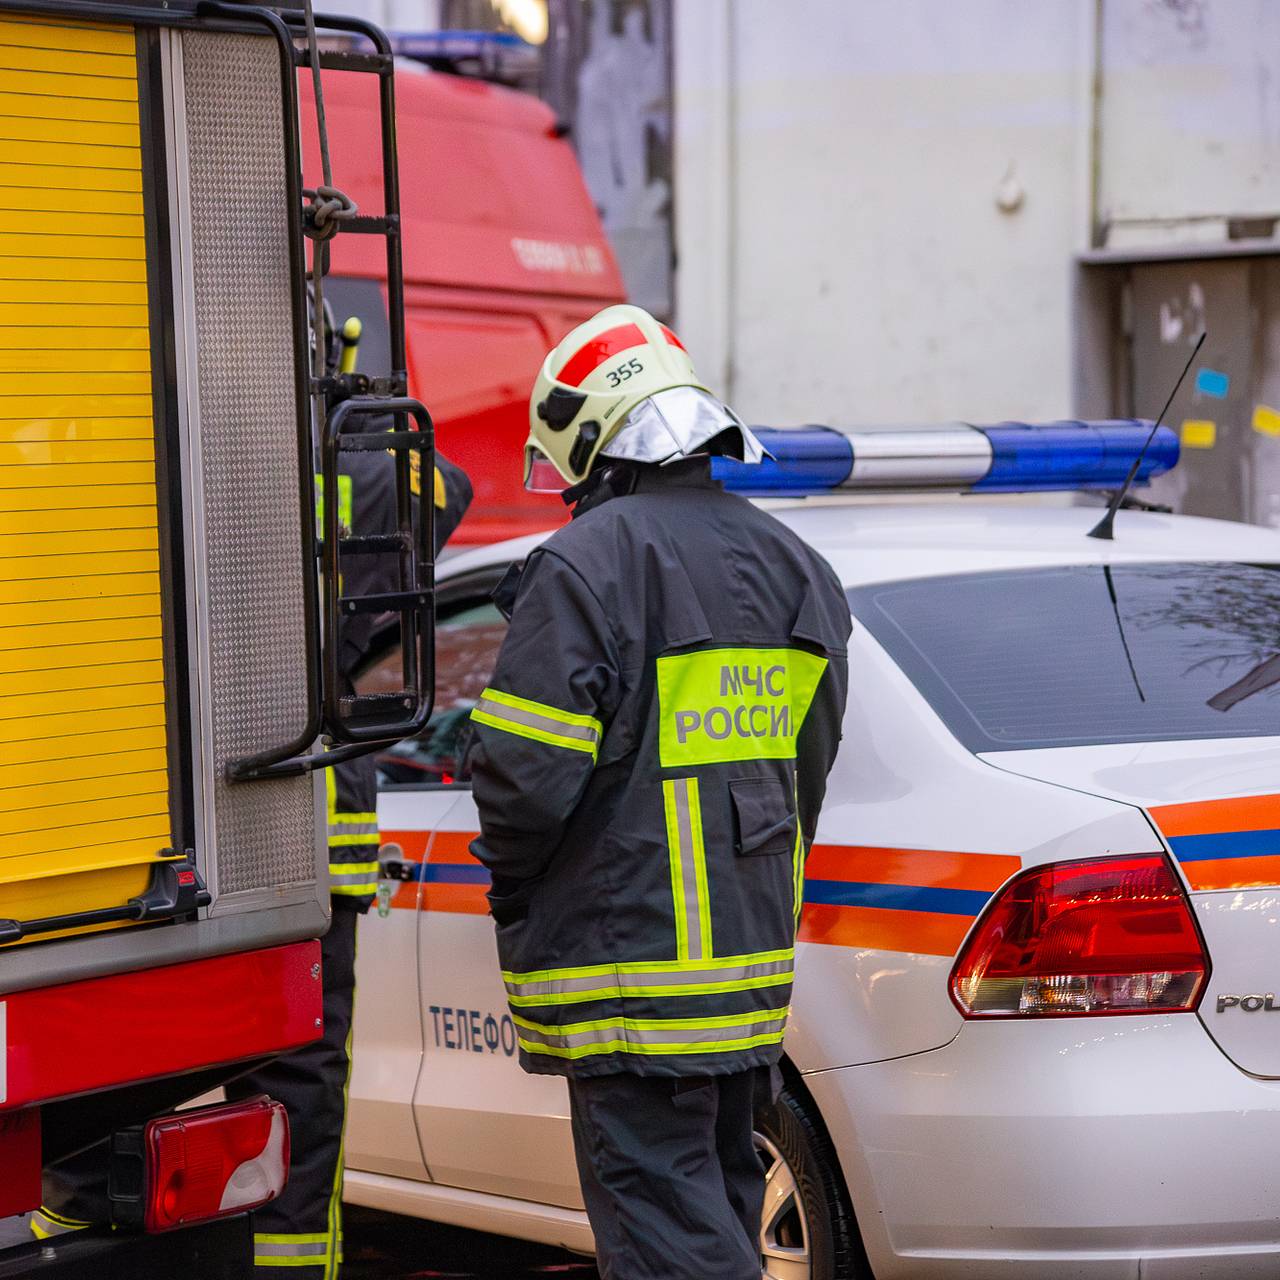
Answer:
[{"left": 755, "top": 1082, "right": 871, "bottom": 1280}]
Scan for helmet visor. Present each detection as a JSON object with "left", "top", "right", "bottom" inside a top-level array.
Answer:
[{"left": 524, "top": 444, "right": 567, "bottom": 493}]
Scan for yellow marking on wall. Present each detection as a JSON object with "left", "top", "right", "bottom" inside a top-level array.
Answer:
[
  {"left": 1181, "top": 419, "right": 1216, "bottom": 449},
  {"left": 0, "top": 15, "right": 171, "bottom": 938},
  {"left": 1253, "top": 404, "right": 1280, "bottom": 438}
]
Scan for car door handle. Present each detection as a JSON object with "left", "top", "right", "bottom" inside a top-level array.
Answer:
[{"left": 378, "top": 843, "right": 418, "bottom": 882}]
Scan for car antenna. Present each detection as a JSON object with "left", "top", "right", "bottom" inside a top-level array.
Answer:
[{"left": 1087, "top": 329, "right": 1206, "bottom": 541}]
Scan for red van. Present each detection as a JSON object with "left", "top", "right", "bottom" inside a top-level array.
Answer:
[{"left": 301, "top": 62, "right": 626, "bottom": 544}]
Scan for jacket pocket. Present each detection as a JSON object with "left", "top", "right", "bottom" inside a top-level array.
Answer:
[{"left": 728, "top": 778, "right": 796, "bottom": 858}]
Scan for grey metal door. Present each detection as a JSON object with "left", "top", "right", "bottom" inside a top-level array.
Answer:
[{"left": 1128, "top": 260, "right": 1251, "bottom": 522}]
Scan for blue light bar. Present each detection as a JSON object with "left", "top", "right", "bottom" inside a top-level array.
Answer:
[
  {"left": 389, "top": 30, "right": 539, "bottom": 86},
  {"left": 712, "top": 420, "right": 1179, "bottom": 496}
]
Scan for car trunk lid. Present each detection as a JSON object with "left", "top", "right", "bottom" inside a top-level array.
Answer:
[{"left": 983, "top": 738, "right": 1280, "bottom": 1078}]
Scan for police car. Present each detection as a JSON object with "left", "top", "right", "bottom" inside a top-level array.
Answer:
[{"left": 343, "top": 421, "right": 1280, "bottom": 1280}]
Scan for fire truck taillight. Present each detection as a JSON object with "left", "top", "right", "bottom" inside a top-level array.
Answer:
[
  {"left": 949, "top": 854, "right": 1208, "bottom": 1017},
  {"left": 112, "top": 1098, "right": 289, "bottom": 1233}
]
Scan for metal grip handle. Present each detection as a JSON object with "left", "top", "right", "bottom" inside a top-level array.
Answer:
[{"left": 321, "top": 395, "right": 437, "bottom": 744}]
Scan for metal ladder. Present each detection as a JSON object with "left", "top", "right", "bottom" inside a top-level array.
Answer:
[{"left": 202, "top": 3, "right": 437, "bottom": 781}]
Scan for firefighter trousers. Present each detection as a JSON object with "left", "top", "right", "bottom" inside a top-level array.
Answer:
[
  {"left": 566, "top": 1067, "right": 772, "bottom": 1280},
  {"left": 227, "top": 906, "right": 357, "bottom": 1276}
]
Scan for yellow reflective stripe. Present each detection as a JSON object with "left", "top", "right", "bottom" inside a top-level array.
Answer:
[
  {"left": 519, "top": 1029, "right": 787, "bottom": 1061},
  {"left": 505, "top": 970, "right": 793, "bottom": 1007},
  {"left": 502, "top": 952, "right": 796, "bottom": 1007},
  {"left": 513, "top": 1006, "right": 788, "bottom": 1035},
  {"left": 254, "top": 1234, "right": 330, "bottom": 1245},
  {"left": 326, "top": 940, "right": 358, "bottom": 1280},
  {"left": 479, "top": 687, "right": 602, "bottom": 734},
  {"left": 793, "top": 776, "right": 805, "bottom": 928},
  {"left": 313, "top": 472, "right": 353, "bottom": 536},
  {"left": 327, "top": 832, "right": 379, "bottom": 847},
  {"left": 662, "top": 777, "right": 711, "bottom": 962},
  {"left": 433, "top": 463, "right": 446, "bottom": 509},
  {"left": 663, "top": 778, "right": 688, "bottom": 959},
  {"left": 330, "top": 812, "right": 376, "bottom": 824},
  {"left": 665, "top": 778, "right": 716, "bottom": 962},
  {"left": 31, "top": 1208, "right": 90, "bottom": 1239},
  {"left": 503, "top": 947, "right": 794, "bottom": 984},
  {"left": 472, "top": 688, "right": 602, "bottom": 759},
  {"left": 471, "top": 706, "right": 598, "bottom": 757}
]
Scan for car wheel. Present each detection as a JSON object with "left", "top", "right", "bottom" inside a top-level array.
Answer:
[{"left": 755, "top": 1085, "right": 870, "bottom": 1280}]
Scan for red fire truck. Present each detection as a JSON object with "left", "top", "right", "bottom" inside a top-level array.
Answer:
[
  {"left": 0, "top": 0, "right": 433, "bottom": 1272},
  {"left": 301, "top": 51, "right": 627, "bottom": 545}
]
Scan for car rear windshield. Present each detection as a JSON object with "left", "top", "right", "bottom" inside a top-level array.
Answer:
[{"left": 848, "top": 561, "right": 1280, "bottom": 751}]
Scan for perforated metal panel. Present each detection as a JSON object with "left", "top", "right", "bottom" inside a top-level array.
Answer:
[{"left": 180, "top": 31, "right": 319, "bottom": 898}]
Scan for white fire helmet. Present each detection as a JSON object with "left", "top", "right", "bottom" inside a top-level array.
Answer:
[{"left": 525, "top": 304, "right": 765, "bottom": 487}]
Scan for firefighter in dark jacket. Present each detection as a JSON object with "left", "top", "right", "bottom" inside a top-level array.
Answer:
[
  {"left": 468, "top": 304, "right": 850, "bottom": 1280},
  {"left": 226, "top": 339, "right": 473, "bottom": 1274}
]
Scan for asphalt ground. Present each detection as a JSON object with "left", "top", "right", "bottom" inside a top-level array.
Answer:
[{"left": 344, "top": 1207, "right": 600, "bottom": 1279}]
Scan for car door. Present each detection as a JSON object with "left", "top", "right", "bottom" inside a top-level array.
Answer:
[{"left": 368, "top": 566, "right": 584, "bottom": 1209}]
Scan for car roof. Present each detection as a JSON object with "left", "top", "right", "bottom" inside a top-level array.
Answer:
[{"left": 440, "top": 500, "right": 1280, "bottom": 589}]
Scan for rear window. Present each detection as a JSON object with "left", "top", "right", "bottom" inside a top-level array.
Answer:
[{"left": 848, "top": 561, "right": 1280, "bottom": 751}]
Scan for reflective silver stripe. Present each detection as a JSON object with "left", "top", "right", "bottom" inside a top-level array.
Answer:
[
  {"left": 515, "top": 1009, "right": 790, "bottom": 1052},
  {"left": 254, "top": 1240, "right": 330, "bottom": 1258},
  {"left": 504, "top": 955, "right": 794, "bottom": 1002},
  {"left": 327, "top": 821, "right": 377, "bottom": 837},
  {"left": 329, "top": 870, "right": 377, "bottom": 887},
  {"left": 473, "top": 696, "right": 600, "bottom": 747}
]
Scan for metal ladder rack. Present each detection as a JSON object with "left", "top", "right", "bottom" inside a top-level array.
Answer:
[{"left": 204, "top": 2, "right": 437, "bottom": 781}]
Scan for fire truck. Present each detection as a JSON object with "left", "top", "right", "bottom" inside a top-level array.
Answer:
[{"left": 0, "top": 0, "right": 432, "bottom": 1272}]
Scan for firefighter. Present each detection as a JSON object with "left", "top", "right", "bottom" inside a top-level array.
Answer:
[
  {"left": 467, "top": 305, "right": 850, "bottom": 1280},
  {"left": 225, "top": 310, "right": 472, "bottom": 1277}
]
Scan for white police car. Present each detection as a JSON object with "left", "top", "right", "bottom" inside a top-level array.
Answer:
[{"left": 343, "top": 421, "right": 1280, "bottom": 1279}]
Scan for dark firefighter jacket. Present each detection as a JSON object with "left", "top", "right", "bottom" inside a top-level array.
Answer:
[
  {"left": 329, "top": 438, "right": 472, "bottom": 911},
  {"left": 468, "top": 458, "right": 850, "bottom": 1078}
]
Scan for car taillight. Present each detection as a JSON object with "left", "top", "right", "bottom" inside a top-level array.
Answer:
[
  {"left": 112, "top": 1098, "right": 288, "bottom": 1232},
  {"left": 949, "top": 854, "right": 1207, "bottom": 1017}
]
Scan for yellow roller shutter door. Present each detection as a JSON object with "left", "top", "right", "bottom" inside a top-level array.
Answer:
[{"left": 0, "top": 13, "right": 173, "bottom": 935}]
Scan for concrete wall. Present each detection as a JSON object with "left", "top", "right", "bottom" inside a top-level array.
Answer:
[{"left": 673, "top": 0, "right": 1280, "bottom": 429}]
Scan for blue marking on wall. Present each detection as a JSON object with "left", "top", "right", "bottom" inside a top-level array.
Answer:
[{"left": 1196, "top": 368, "right": 1230, "bottom": 399}]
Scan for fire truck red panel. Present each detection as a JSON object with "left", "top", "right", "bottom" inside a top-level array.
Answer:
[{"left": 1, "top": 941, "right": 322, "bottom": 1109}]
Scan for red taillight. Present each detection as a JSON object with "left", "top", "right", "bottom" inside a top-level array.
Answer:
[
  {"left": 141, "top": 1099, "right": 288, "bottom": 1232},
  {"left": 949, "top": 854, "right": 1208, "bottom": 1017}
]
